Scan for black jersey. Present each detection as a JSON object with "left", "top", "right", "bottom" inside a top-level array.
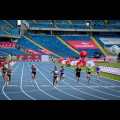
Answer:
[
  {"left": 2, "top": 67, "right": 7, "bottom": 73},
  {"left": 76, "top": 68, "right": 81, "bottom": 75}
]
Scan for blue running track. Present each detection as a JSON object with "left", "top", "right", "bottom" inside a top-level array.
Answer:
[{"left": 0, "top": 62, "right": 120, "bottom": 100}]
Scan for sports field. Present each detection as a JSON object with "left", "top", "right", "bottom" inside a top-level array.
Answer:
[
  {"left": 55, "top": 62, "right": 120, "bottom": 81},
  {"left": 0, "top": 61, "right": 120, "bottom": 100}
]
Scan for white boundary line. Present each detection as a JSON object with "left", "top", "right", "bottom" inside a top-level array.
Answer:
[
  {"left": 64, "top": 63, "right": 120, "bottom": 83},
  {"left": 27, "top": 62, "right": 60, "bottom": 100},
  {"left": 35, "top": 63, "right": 83, "bottom": 100},
  {"left": 44, "top": 62, "right": 120, "bottom": 99},
  {"left": 20, "top": 62, "right": 36, "bottom": 100},
  {"left": 63, "top": 64, "right": 120, "bottom": 84},
  {"left": 57, "top": 64, "right": 120, "bottom": 92},
  {"left": 39, "top": 63, "right": 108, "bottom": 100}
]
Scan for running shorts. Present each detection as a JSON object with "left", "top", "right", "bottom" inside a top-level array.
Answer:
[
  {"left": 61, "top": 73, "right": 64, "bottom": 76},
  {"left": 7, "top": 74, "right": 11, "bottom": 77},
  {"left": 54, "top": 76, "right": 58, "bottom": 79},
  {"left": 76, "top": 74, "right": 80, "bottom": 77},
  {"left": 96, "top": 72, "right": 99, "bottom": 75},
  {"left": 87, "top": 72, "right": 91, "bottom": 75},
  {"left": 32, "top": 72, "right": 36, "bottom": 76}
]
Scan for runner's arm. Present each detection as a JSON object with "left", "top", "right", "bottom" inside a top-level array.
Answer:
[
  {"left": 98, "top": 67, "right": 101, "bottom": 72},
  {"left": 74, "top": 69, "right": 76, "bottom": 75},
  {"left": 35, "top": 67, "right": 38, "bottom": 71},
  {"left": 50, "top": 70, "right": 54, "bottom": 73},
  {"left": 58, "top": 68, "right": 62, "bottom": 73},
  {"left": 11, "top": 68, "right": 14, "bottom": 73}
]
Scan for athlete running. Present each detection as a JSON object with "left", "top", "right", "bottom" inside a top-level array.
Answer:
[
  {"left": 95, "top": 64, "right": 100, "bottom": 81},
  {"left": 74, "top": 65, "right": 82, "bottom": 84},
  {"left": 50, "top": 66, "right": 59, "bottom": 89},
  {"left": 30, "top": 64, "right": 38, "bottom": 82},
  {"left": 59, "top": 66, "right": 65, "bottom": 82},
  {"left": 1, "top": 64, "right": 7, "bottom": 82},
  {"left": 86, "top": 64, "right": 93, "bottom": 83},
  {"left": 6, "top": 64, "right": 13, "bottom": 86}
]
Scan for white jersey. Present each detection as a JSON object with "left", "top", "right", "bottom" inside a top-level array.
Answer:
[{"left": 53, "top": 70, "right": 59, "bottom": 76}]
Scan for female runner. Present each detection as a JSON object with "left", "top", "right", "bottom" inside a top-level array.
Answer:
[
  {"left": 95, "top": 64, "right": 101, "bottom": 81},
  {"left": 86, "top": 64, "right": 93, "bottom": 83},
  {"left": 50, "top": 66, "right": 59, "bottom": 89},
  {"left": 59, "top": 66, "right": 65, "bottom": 82},
  {"left": 1, "top": 64, "right": 7, "bottom": 82},
  {"left": 74, "top": 65, "right": 82, "bottom": 84},
  {"left": 6, "top": 64, "right": 14, "bottom": 86},
  {"left": 30, "top": 64, "right": 38, "bottom": 82}
]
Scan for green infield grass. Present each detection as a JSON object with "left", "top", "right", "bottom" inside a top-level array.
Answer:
[{"left": 55, "top": 62, "right": 120, "bottom": 81}]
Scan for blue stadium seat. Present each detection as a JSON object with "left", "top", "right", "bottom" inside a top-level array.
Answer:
[
  {"left": 4, "top": 28, "right": 19, "bottom": 36},
  {"left": 24, "top": 34, "right": 79, "bottom": 58}
]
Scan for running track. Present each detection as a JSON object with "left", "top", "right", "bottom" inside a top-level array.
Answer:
[{"left": 0, "top": 62, "right": 120, "bottom": 100}]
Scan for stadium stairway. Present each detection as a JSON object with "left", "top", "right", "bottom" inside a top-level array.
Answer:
[
  {"left": 32, "top": 20, "right": 38, "bottom": 23},
  {"left": 55, "top": 35, "right": 80, "bottom": 55},
  {"left": 90, "top": 35, "right": 109, "bottom": 57},
  {"left": 22, "top": 34, "right": 63, "bottom": 58},
  {"left": 21, "top": 49, "right": 33, "bottom": 55},
  {"left": 104, "top": 20, "right": 109, "bottom": 25},
  {"left": 68, "top": 20, "right": 73, "bottom": 24},
  {"left": 54, "top": 24, "right": 59, "bottom": 28},
  {"left": 0, "top": 28, "right": 12, "bottom": 35},
  {"left": 3, "top": 20, "right": 15, "bottom": 28},
  {"left": 89, "top": 25, "right": 93, "bottom": 29},
  {"left": 0, "top": 50, "right": 10, "bottom": 56}
]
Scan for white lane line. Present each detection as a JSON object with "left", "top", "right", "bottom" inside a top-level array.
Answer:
[
  {"left": 43, "top": 62, "right": 120, "bottom": 99},
  {"left": 7, "top": 85, "right": 18, "bottom": 87},
  {"left": 58, "top": 65, "right": 120, "bottom": 93},
  {"left": 27, "top": 62, "right": 60, "bottom": 100},
  {"left": 40, "top": 85, "right": 51, "bottom": 87},
  {"left": 61, "top": 63, "right": 120, "bottom": 83},
  {"left": 39, "top": 63, "right": 107, "bottom": 100},
  {"left": 20, "top": 62, "right": 36, "bottom": 100},
  {"left": 23, "top": 85, "right": 35, "bottom": 87},
  {"left": 35, "top": 63, "right": 83, "bottom": 100}
]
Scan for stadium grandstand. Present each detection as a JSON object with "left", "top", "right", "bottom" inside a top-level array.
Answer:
[{"left": 0, "top": 20, "right": 120, "bottom": 60}]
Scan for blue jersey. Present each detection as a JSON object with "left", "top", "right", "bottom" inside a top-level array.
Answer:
[
  {"left": 31, "top": 67, "right": 36, "bottom": 72},
  {"left": 61, "top": 69, "right": 64, "bottom": 73},
  {"left": 96, "top": 67, "right": 100, "bottom": 72}
]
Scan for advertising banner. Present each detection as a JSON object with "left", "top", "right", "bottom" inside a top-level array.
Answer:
[
  {"left": 0, "top": 43, "right": 15, "bottom": 48},
  {"left": 99, "top": 66, "right": 120, "bottom": 75},
  {"left": 99, "top": 38, "right": 120, "bottom": 45},
  {"left": 17, "top": 55, "right": 41, "bottom": 62},
  {"left": 26, "top": 49, "right": 41, "bottom": 55},
  {"left": 38, "top": 49, "right": 52, "bottom": 54},
  {"left": 66, "top": 41, "right": 99, "bottom": 49}
]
